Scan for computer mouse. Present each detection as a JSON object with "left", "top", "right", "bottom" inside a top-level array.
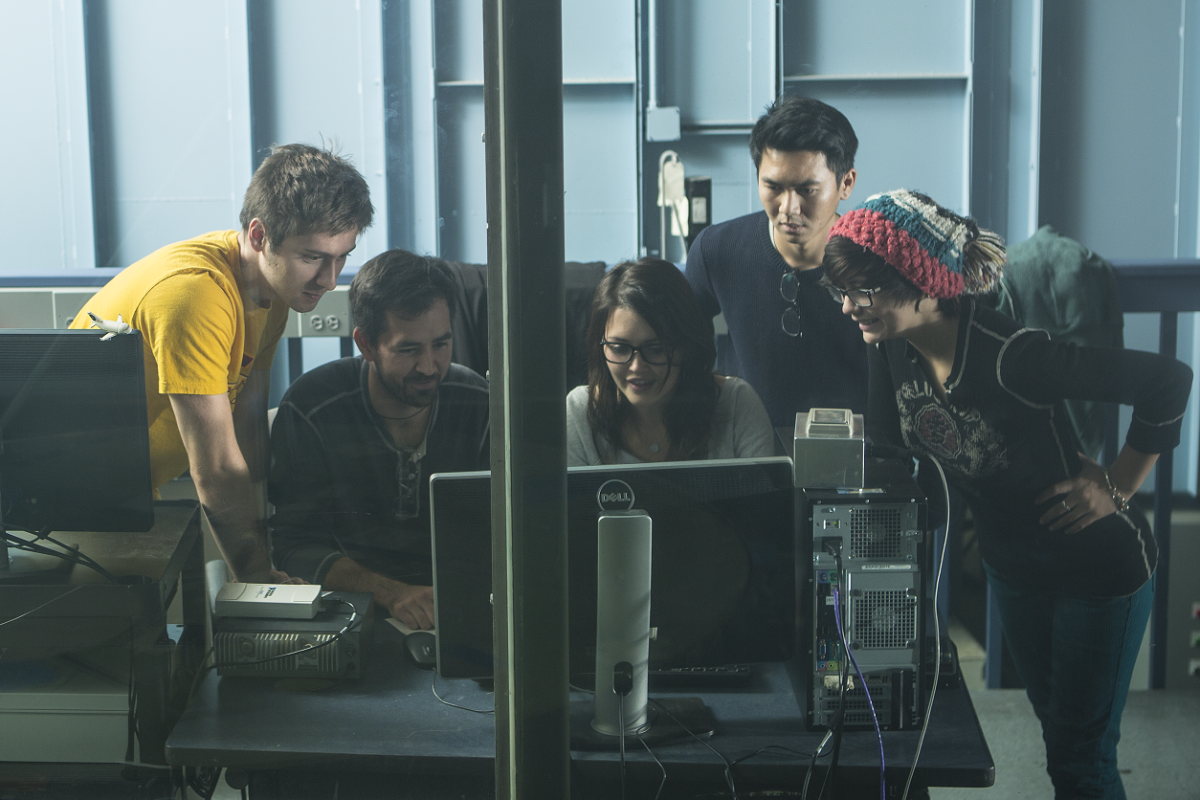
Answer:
[{"left": 404, "top": 630, "right": 437, "bottom": 668}]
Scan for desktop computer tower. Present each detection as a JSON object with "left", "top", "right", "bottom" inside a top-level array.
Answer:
[{"left": 791, "top": 459, "right": 929, "bottom": 731}]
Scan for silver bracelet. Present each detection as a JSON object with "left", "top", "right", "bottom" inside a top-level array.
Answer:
[{"left": 1103, "top": 470, "right": 1130, "bottom": 512}]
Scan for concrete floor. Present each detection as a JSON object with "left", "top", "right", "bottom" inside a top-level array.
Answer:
[{"left": 929, "top": 622, "right": 1200, "bottom": 800}]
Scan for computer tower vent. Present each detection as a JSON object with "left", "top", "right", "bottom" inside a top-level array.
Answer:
[
  {"left": 851, "top": 589, "right": 918, "bottom": 650},
  {"left": 214, "top": 632, "right": 341, "bottom": 673},
  {"left": 849, "top": 507, "right": 903, "bottom": 558},
  {"left": 817, "top": 677, "right": 895, "bottom": 726}
]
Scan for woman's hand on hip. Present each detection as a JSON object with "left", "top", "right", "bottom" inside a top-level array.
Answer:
[{"left": 1036, "top": 453, "right": 1118, "bottom": 534}]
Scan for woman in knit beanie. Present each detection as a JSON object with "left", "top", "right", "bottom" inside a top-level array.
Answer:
[{"left": 823, "top": 189, "right": 1191, "bottom": 799}]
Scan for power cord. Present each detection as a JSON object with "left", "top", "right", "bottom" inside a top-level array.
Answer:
[
  {"left": 900, "top": 456, "right": 950, "bottom": 800},
  {"left": 647, "top": 696, "right": 739, "bottom": 800},
  {"left": 799, "top": 730, "right": 836, "bottom": 800},
  {"left": 431, "top": 668, "right": 495, "bottom": 714},
  {"left": 639, "top": 737, "right": 668, "bottom": 800},
  {"left": 809, "top": 540, "right": 851, "bottom": 800},
  {"left": 2, "top": 527, "right": 119, "bottom": 583},
  {"left": 0, "top": 585, "right": 85, "bottom": 627},
  {"left": 832, "top": 582, "right": 885, "bottom": 800},
  {"left": 613, "top": 660, "right": 634, "bottom": 800}
]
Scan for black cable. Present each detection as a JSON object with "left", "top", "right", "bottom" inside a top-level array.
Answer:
[
  {"left": 647, "top": 697, "right": 738, "bottom": 800},
  {"left": 431, "top": 668, "right": 494, "bottom": 714},
  {"left": 613, "top": 660, "right": 634, "bottom": 800},
  {"left": 813, "top": 545, "right": 849, "bottom": 800},
  {"left": 2, "top": 529, "right": 119, "bottom": 583},
  {"left": 833, "top": 583, "right": 885, "bottom": 800},
  {"left": 618, "top": 697, "right": 627, "bottom": 800},
  {"left": 639, "top": 738, "right": 668, "bottom": 800},
  {"left": 900, "top": 456, "right": 951, "bottom": 800},
  {"left": 0, "top": 585, "right": 85, "bottom": 627},
  {"left": 799, "top": 730, "right": 835, "bottom": 800}
]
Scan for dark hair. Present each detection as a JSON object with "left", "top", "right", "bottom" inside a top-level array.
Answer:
[
  {"left": 749, "top": 96, "right": 858, "bottom": 178},
  {"left": 822, "top": 236, "right": 961, "bottom": 317},
  {"left": 350, "top": 249, "right": 456, "bottom": 346},
  {"left": 240, "top": 143, "right": 374, "bottom": 246},
  {"left": 585, "top": 259, "right": 718, "bottom": 461}
]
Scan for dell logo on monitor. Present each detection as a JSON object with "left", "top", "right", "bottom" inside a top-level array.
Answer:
[{"left": 596, "top": 479, "right": 635, "bottom": 511}]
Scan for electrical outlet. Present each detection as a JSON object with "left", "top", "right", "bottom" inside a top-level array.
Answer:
[
  {"left": 299, "top": 288, "right": 351, "bottom": 337},
  {"left": 1190, "top": 659, "right": 1200, "bottom": 678}
]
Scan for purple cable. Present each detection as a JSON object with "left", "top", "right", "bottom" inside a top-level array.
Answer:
[{"left": 832, "top": 586, "right": 886, "bottom": 800}]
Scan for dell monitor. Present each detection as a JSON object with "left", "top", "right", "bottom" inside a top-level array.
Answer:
[
  {"left": 0, "top": 329, "right": 154, "bottom": 583},
  {"left": 430, "top": 456, "right": 795, "bottom": 681}
]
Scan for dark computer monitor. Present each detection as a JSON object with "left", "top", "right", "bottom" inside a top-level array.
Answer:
[
  {"left": 0, "top": 329, "right": 154, "bottom": 581},
  {"left": 430, "top": 457, "right": 795, "bottom": 680}
]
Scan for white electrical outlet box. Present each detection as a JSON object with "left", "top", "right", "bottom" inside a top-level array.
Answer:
[{"left": 285, "top": 286, "right": 352, "bottom": 337}]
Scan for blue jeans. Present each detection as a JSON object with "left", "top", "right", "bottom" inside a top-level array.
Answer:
[{"left": 984, "top": 563, "right": 1154, "bottom": 800}]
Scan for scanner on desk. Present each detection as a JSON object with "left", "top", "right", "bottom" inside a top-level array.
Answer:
[{"left": 214, "top": 583, "right": 322, "bottom": 620}]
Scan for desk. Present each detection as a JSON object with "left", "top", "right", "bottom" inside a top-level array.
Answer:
[
  {"left": 0, "top": 501, "right": 205, "bottom": 783},
  {"left": 167, "top": 623, "right": 993, "bottom": 799}
]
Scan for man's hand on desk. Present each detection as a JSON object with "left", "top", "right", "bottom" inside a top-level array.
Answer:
[
  {"left": 387, "top": 583, "right": 435, "bottom": 630},
  {"left": 323, "top": 556, "right": 435, "bottom": 630}
]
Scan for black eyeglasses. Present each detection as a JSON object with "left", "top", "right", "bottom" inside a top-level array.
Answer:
[
  {"left": 780, "top": 271, "right": 802, "bottom": 337},
  {"left": 602, "top": 340, "right": 670, "bottom": 366},
  {"left": 826, "top": 286, "right": 884, "bottom": 308}
]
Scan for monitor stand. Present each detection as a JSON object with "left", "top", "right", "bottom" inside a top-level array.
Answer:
[
  {"left": 569, "top": 696, "right": 715, "bottom": 750},
  {"left": 577, "top": 510, "right": 714, "bottom": 751}
]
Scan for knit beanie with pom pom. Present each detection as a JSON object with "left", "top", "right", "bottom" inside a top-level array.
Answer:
[{"left": 828, "top": 189, "right": 1005, "bottom": 299}]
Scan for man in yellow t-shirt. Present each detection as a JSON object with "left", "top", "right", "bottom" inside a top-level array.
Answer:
[{"left": 72, "top": 144, "right": 373, "bottom": 582}]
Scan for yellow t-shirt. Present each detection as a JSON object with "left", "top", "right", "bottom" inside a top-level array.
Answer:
[{"left": 70, "top": 231, "right": 291, "bottom": 489}]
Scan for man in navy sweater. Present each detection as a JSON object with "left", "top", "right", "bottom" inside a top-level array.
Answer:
[{"left": 685, "top": 96, "right": 868, "bottom": 427}]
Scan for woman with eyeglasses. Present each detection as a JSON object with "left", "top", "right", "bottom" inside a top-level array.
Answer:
[
  {"left": 567, "top": 258, "right": 775, "bottom": 466},
  {"left": 822, "top": 189, "right": 1192, "bottom": 800}
]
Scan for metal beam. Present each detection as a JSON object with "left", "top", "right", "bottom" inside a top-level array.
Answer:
[{"left": 484, "top": 1, "right": 570, "bottom": 798}]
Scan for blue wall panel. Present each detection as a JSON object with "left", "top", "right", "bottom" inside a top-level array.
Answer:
[
  {"left": 782, "top": 0, "right": 968, "bottom": 77},
  {"left": 0, "top": 1, "right": 93, "bottom": 272},
  {"left": 563, "top": 86, "right": 637, "bottom": 264},
  {"left": 249, "top": 0, "right": 388, "bottom": 262},
  {"left": 85, "top": 0, "right": 251, "bottom": 268},
  {"left": 435, "top": 87, "right": 486, "bottom": 262},
  {"left": 659, "top": 0, "right": 775, "bottom": 125},
  {"left": 1039, "top": 0, "right": 1182, "bottom": 259},
  {"left": 802, "top": 81, "right": 970, "bottom": 213}
]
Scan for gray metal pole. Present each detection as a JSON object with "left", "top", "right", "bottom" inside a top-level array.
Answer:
[{"left": 483, "top": 1, "right": 571, "bottom": 798}]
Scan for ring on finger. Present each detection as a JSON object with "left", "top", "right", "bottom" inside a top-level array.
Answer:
[{"left": 1060, "top": 500, "right": 1071, "bottom": 513}]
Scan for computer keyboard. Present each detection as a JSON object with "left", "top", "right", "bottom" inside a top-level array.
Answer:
[{"left": 648, "top": 663, "right": 755, "bottom": 687}]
